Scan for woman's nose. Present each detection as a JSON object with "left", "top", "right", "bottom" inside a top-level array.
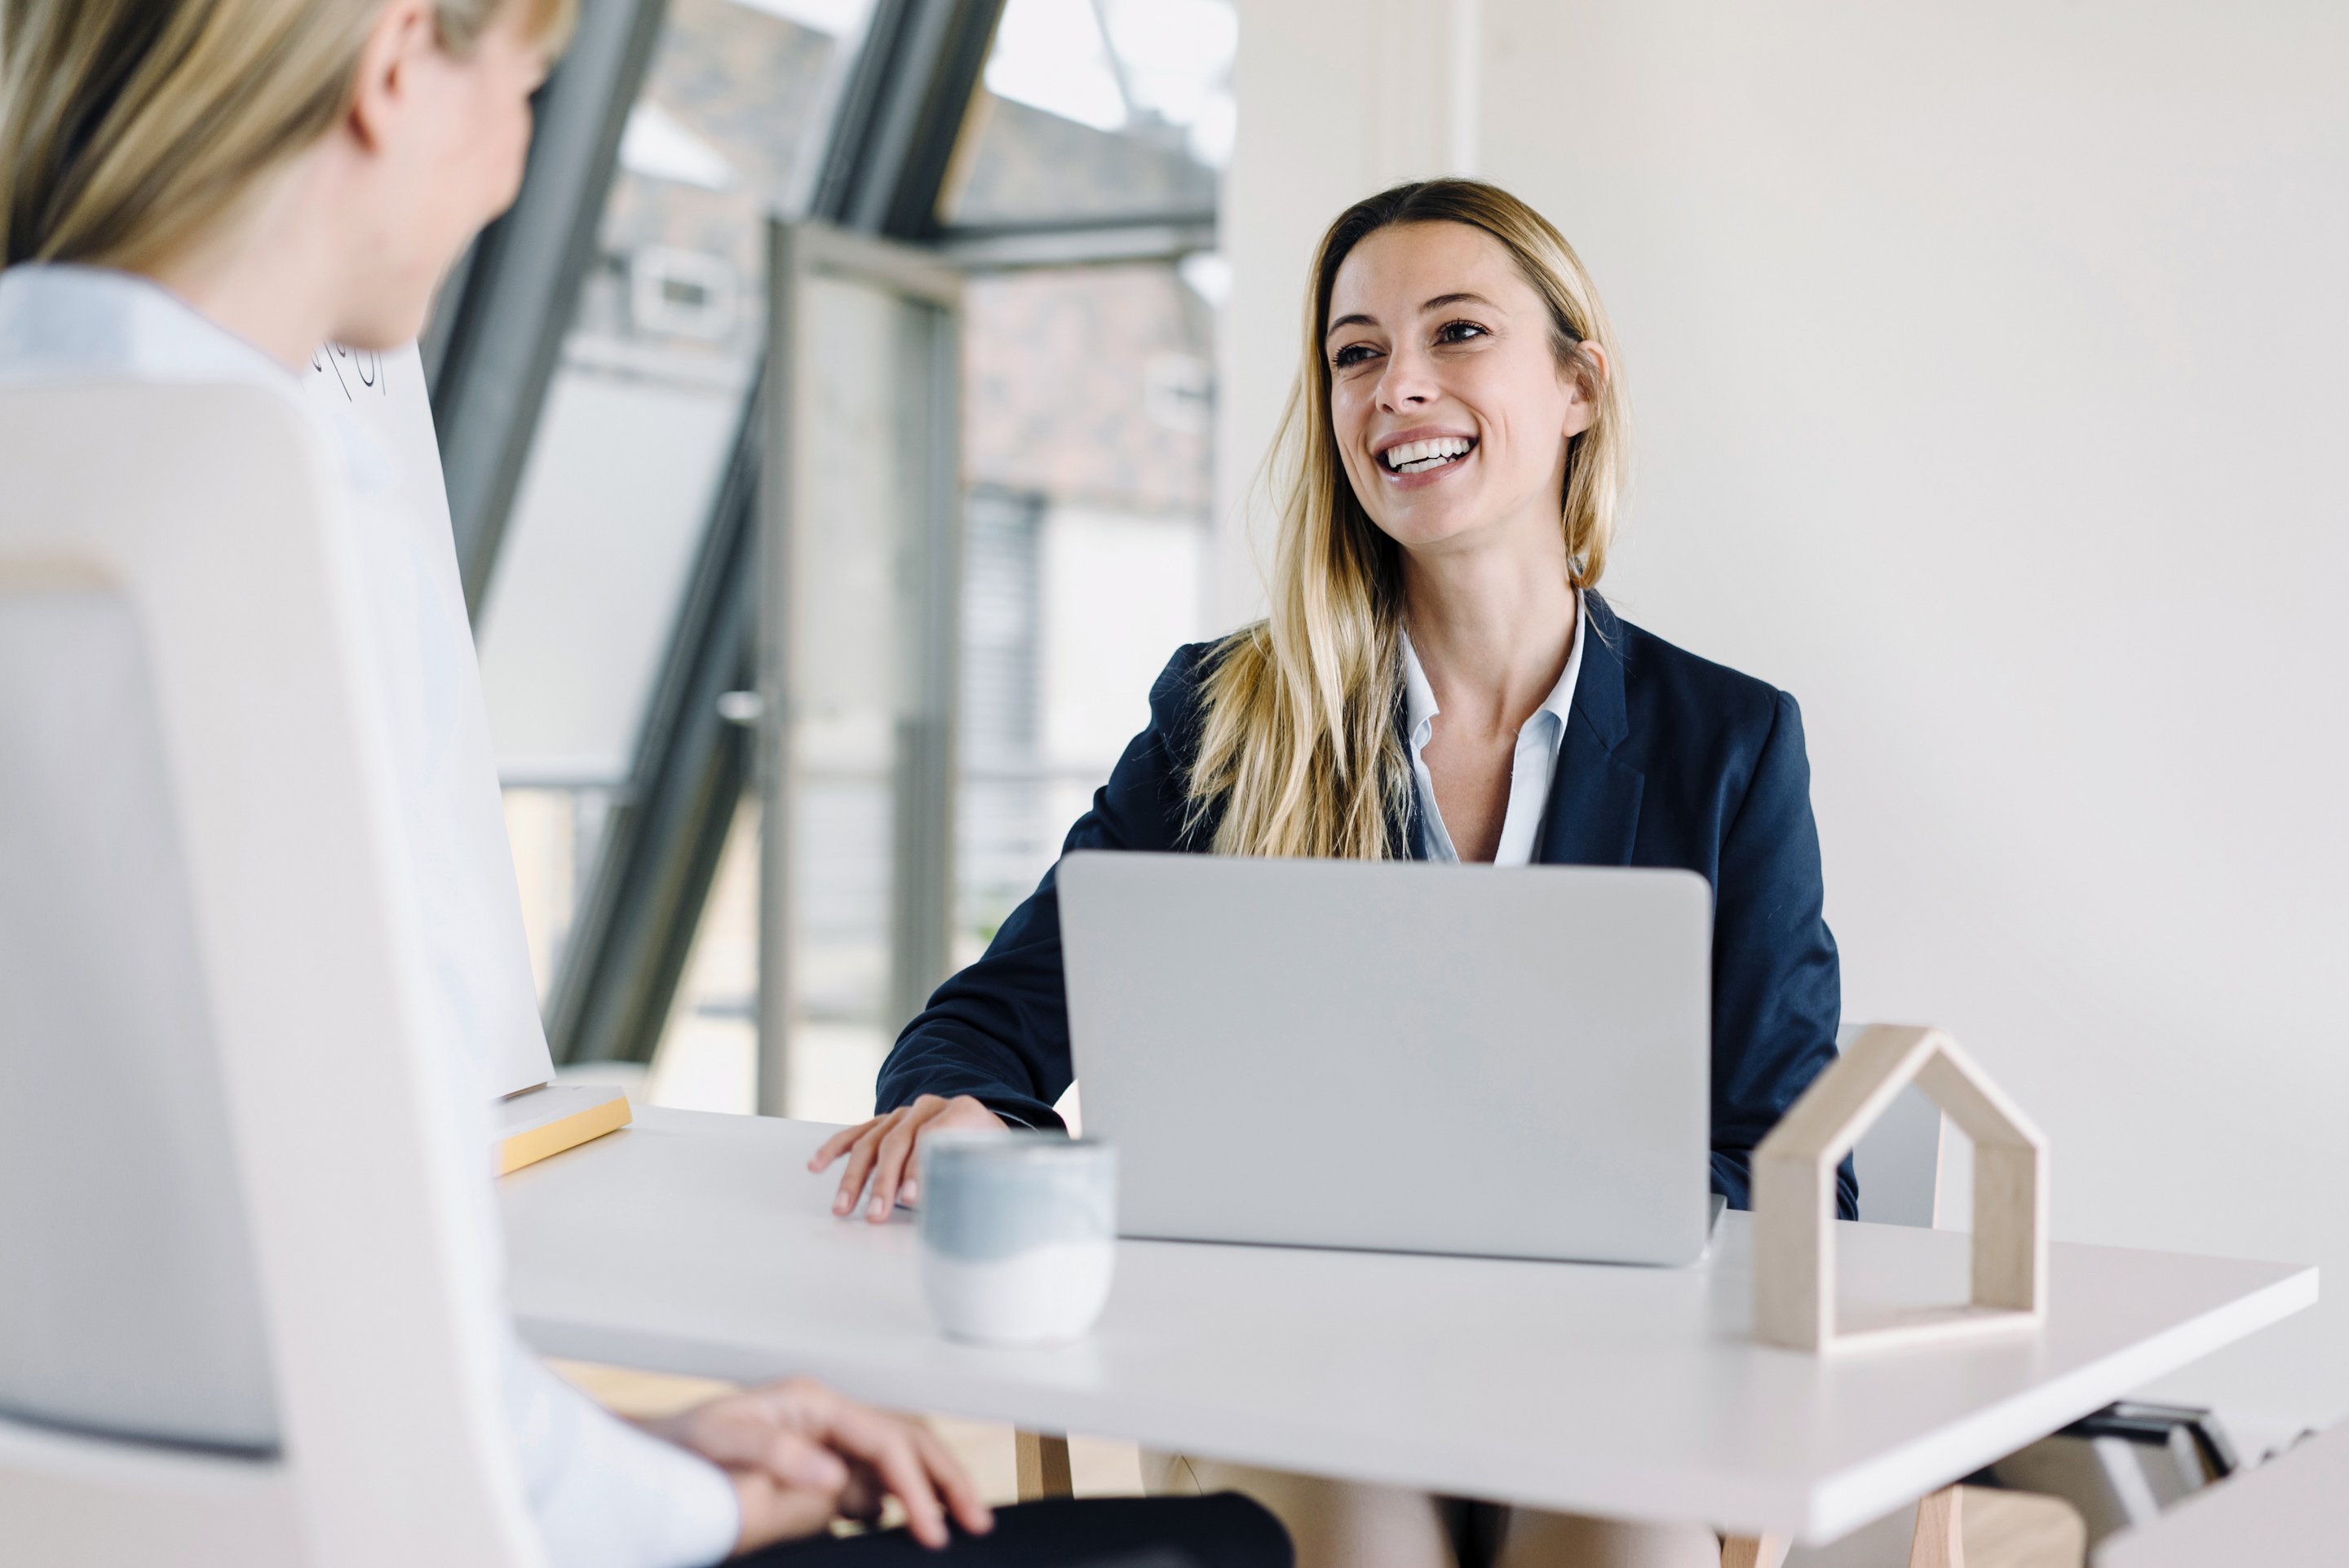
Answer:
[{"left": 1377, "top": 347, "right": 1438, "bottom": 409}]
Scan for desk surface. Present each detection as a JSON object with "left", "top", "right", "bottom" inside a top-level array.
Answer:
[{"left": 502, "top": 1109, "right": 2315, "bottom": 1543}]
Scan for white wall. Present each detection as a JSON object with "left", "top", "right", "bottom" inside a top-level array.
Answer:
[
  {"left": 1041, "top": 506, "right": 1212, "bottom": 772},
  {"left": 1214, "top": 0, "right": 1484, "bottom": 621},
  {"left": 1224, "top": 0, "right": 2349, "bottom": 1426},
  {"left": 1040, "top": 504, "right": 1215, "bottom": 862}
]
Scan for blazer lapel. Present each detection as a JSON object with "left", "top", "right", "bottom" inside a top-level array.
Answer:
[{"left": 1539, "top": 594, "right": 1644, "bottom": 866}]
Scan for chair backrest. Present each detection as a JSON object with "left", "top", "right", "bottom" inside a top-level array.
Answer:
[
  {"left": 1840, "top": 1023, "right": 1948, "bottom": 1228},
  {"left": 0, "top": 382, "right": 540, "bottom": 1568},
  {"left": 2095, "top": 1420, "right": 2348, "bottom": 1566},
  {"left": 0, "top": 580, "right": 278, "bottom": 1452}
]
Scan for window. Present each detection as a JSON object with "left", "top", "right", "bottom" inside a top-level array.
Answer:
[
  {"left": 953, "top": 261, "right": 1220, "bottom": 965},
  {"left": 464, "top": 0, "right": 1232, "bottom": 1125},
  {"left": 940, "top": 0, "right": 1233, "bottom": 231},
  {"left": 483, "top": 0, "right": 874, "bottom": 1004}
]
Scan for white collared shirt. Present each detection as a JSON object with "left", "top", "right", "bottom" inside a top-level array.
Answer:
[
  {"left": 1401, "top": 595, "right": 1587, "bottom": 865},
  {"left": 0, "top": 263, "right": 739, "bottom": 1568}
]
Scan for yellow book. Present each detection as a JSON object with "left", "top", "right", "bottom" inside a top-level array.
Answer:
[{"left": 494, "top": 1082, "right": 632, "bottom": 1175}]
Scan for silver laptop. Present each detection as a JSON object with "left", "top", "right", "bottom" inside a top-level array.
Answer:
[{"left": 1059, "top": 852, "right": 1714, "bottom": 1266}]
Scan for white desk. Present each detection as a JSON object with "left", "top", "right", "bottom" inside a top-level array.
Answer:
[{"left": 501, "top": 1109, "right": 2315, "bottom": 1544}]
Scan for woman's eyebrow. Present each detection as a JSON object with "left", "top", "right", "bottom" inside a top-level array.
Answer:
[{"left": 1325, "top": 291, "right": 1500, "bottom": 342}]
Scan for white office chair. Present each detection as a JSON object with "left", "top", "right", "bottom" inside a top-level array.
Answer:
[
  {"left": 2095, "top": 1419, "right": 2347, "bottom": 1566},
  {"left": 0, "top": 382, "right": 541, "bottom": 1568}
]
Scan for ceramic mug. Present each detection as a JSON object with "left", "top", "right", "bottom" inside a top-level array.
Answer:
[{"left": 918, "top": 1130, "right": 1117, "bottom": 1346}]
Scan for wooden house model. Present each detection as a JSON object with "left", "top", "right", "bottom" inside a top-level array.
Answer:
[{"left": 1753, "top": 1024, "right": 2048, "bottom": 1353}]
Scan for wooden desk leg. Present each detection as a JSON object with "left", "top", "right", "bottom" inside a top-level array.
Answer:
[
  {"left": 1014, "top": 1430, "right": 1073, "bottom": 1501},
  {"left": 1719, "top": 1534, "right": 1790, "bottom": 1568},
  {"left": 1909, "top": 1485, "right": 1962, "bottom": 1568}
]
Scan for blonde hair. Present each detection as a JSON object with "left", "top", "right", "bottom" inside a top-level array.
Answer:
[
  {"left": 1187, "top": 178, "right": 1628, "bottom": 859},
  {"left": 0, "top": 0, "right": 573, "bottom": 272}
]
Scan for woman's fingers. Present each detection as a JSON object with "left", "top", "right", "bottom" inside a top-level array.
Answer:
[
  {"left": 823, "top": 1095, "right": 1006, "bottom": 1221},
  {"left": 719, "top": 1380, "right": 989, "bottom": 1549},
  {"left": 834, "top": 1457, "right": 887, "bottom": 1522},
  {"left": 653, "top": 1385, "right": 862, "bottom": 1556},
  {"left": 912, "top": 1420, "right": 993, "bottom": 1535},
  {"left": 809, "top": 1118, "right": 881, "bottom": 1173},
  {"left": 905, "top": 1097, "right": 1005, "bottom": 1205},
  {"left": 820, "top": 1402, "right": 953, "bottom": 1548},
  {"left": 863, "top": 1098, "right": 940, "bottom": 1221},
  {"left": 728, "top": 1470, "right": 843, "bottom": 1554},
  {"left": 831, "top": 1116, "right": 896, "bottom": 1216},
  {"left": 759, "top": 1427, "right": 850, "bottom": 1494}
]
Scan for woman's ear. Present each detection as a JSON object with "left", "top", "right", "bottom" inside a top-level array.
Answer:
[
  {"left": 1560, "top": 340, "right": 1608, "bottom": 439},
  {"left": 347, "top": 0, "right": 440, "bottom": 154}
]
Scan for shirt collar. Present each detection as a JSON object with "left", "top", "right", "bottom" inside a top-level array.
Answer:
[
  {"left": 0, "top": 263, "right": 290, "bottom": 383},
  {"left": 0, "top": 262, "right": 397, "bottom": 497},
  {"left": 1401, "top": 632, "right": 1442, "bottom": 745},
  {"left": 1401, "top": 591, "right": 1588, "bottom": 747}
]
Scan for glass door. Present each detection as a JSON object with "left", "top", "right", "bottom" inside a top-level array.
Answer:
[{"left": 757, "top": 222, "right": 963, "bottom": 1117}]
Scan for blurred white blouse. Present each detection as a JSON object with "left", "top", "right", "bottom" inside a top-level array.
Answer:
[{"left": 0, "top": 262, "right": 740, "bottom": 1568}]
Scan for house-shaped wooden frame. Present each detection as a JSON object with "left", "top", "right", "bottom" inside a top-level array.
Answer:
[{"left": 1754, "top": 1025, "right": 2048, "bottom": 1353}]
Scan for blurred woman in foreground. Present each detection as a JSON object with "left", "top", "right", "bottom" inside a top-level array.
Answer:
[{"left": 0, "top": 2, "right": 1284, "bottom": 1564}]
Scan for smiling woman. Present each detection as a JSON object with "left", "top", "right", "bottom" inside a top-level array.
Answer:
[
  {"left": 830, "top": 179, "right": 1851, "bottom": 1566},
  {"left": 841, "top": 173, "right": 1848, "bottom": 1220},
  {"left": 1192, "top": 181, "right": 1626, "bottom": 860}
]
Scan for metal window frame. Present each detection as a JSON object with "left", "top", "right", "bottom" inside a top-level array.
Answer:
[
  {"left": 537, "top": 0, "right": 1223, "bottom": 1077},
  {"left": 756, "top": 222, "right": 964, "bottom": 1115},
  {"left": 544, "top": 0, "right": 1007, "bottom": 1070},
  {"left": 936, "top": 218, "right": 1217, "bottom": 270},
  {"left": 427, "top": 0, "right": 671, "bottom": 617},
  {"left": 812, "top": 0, "right": 1009, "bottom": 239}
]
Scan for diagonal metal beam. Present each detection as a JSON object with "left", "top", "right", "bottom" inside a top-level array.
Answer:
[
  {"left": 546, "top": 0, "right": 1006, "bottom": 1067},
  {"left": 429, "top": 0, "right": 670, "bottom": 618},
  {"left": 812, "top": 0, "right": 1007, "bottom": 239}
]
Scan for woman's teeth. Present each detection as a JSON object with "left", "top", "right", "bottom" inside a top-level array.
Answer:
[{"left": 1382, "top": 436, "right": 1472, "bottom": 474}]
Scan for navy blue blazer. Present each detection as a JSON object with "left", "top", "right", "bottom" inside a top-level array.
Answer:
[{"left": 878, "top": 593, "right": 1858, "bottom": 1218}]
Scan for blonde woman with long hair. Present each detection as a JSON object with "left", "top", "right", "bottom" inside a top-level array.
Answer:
[
  {"left": 821, "top": 179, "right": 1851, "bottom": 1566},
  {"left": 0, "top": 2, "right": 1291, "bottom": 1565}
]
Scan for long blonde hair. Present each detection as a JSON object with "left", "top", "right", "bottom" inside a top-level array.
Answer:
[
  {"left": 0, "top": 0, "right": 573, "bottom": 272},
  {"left": 1188, "top": 179, "right": 1628, "bottom": 859}
]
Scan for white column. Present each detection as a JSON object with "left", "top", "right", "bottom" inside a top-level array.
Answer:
[{"left": 1212, "top": 0, "right": 1485, "bottom": 629}]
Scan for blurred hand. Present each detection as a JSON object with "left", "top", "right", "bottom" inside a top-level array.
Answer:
[
  {"left": 645, "top": 1376, "right": 993, "bottom": 1554},
  {"left": 808, "top": 1094, "right": 1007, "bottom": 1222}
]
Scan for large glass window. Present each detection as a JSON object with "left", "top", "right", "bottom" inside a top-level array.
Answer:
[
  {"left": 754, "top": 233, "right": 965, "bottom": 1119},
  {"left": 652, "top": 251, "right": 1222, "bottom": 1124},
  {"left": 483, "top": 0, "right": 874, "bottom": 1003},
  {"left": 479, "top": 0, "right": 1232, "bottom": 1124},
  {"left": 940, "top": 0, "right": 1233, "bottom": 230},
  {"left": 953, "top": 261, "right": 1220, "bottom": 965}
]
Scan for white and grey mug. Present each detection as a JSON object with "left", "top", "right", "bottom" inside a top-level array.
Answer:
[{"left": 918, "top": 1130, "right": 1117, "bottom": 1346}]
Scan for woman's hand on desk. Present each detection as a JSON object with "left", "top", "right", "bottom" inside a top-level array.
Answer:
[
  {"left": 810, "top": 1094, "right": 1007, "bottom": 1222},
  {"left": 644, "top": 1376, "right": 993, "bottom": 1553}
]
